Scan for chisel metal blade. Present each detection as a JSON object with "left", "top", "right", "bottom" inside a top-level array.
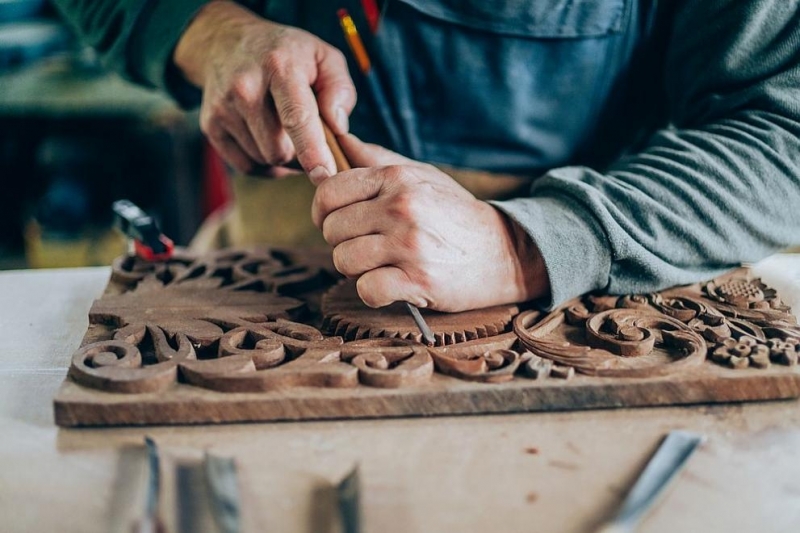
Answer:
[
  {"left": 204, "top": 453, "right": 241, "bottom": 533},
  {"left": 337, "top": 465, "right": 361, "bottom": 533},
  {"left": 597, "top": 430, "right": 705, "bottom": 533}
]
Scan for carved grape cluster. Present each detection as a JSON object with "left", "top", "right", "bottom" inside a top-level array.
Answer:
[{"left": 704, "top": 277, "right": 789, "bottom": 312}]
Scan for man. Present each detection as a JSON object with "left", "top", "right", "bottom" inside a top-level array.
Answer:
[{"left": 53, "top": 0, "right": 800, "bottom": 312}]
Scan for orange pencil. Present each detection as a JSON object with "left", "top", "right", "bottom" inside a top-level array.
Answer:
[{"left": 338, "top": 9, "right": 371, "bottom": 74}]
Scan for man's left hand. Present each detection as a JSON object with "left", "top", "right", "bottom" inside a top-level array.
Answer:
[{"left": 311, "top": 134, "right": 549, "bottom": 312}]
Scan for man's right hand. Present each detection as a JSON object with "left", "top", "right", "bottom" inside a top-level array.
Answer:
[{"left": 174, "top": 1, "right": 356, "bottom": 180}]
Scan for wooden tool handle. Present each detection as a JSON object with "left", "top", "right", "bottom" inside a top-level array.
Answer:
[{"left": 322, "top": 121, "right": 352, "bottom": 172}]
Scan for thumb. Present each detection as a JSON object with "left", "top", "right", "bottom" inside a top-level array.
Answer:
[
  {"left": 315, "top": 45, "right": 357, "bottom": 135},
  {"left": 338, "top": 133, "right": 416, "bottom": 168}
]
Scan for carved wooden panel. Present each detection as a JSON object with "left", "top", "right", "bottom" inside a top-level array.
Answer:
[{"left": 54, "top": 248, "right": 800, "bottom": 427}]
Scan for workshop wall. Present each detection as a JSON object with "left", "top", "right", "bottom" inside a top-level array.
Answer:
[{"left": 0, "top": 1, "right": 204, "bottom": 270}]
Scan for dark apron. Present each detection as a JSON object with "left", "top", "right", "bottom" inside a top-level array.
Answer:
[{"left": 265, "top": 0, "right": 658, "bottom": 176}]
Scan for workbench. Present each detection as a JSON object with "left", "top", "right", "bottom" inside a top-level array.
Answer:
[{"left": 2, "top": 256, "right": 799, "bottom": 532}]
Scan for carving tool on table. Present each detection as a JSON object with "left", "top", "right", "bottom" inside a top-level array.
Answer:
[
  {"left": 204, "top": 453, "right": 242, "bottom": 533},
  {"left": 112, "top": 199, "right": 174, "bottom": 262},
  {"left": 596, "top": 430, "right": 705, "bottom": 533},
  {"left": 322, "top": 121, "right": 436, "bottom": 346},
  {"left": 337, "top": 465, "right": 362, "bottom": 533},
  {"left": 133, "top": 436, "right": 165, "bottom": 533},
  {"left": 128, "top": 439, "right": 241, "bottom": 533}
]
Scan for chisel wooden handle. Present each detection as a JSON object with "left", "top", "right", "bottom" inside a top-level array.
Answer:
[{"left": 322, "top": 122, "right": 352, "bottom": 172}]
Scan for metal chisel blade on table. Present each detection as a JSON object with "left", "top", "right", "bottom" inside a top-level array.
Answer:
[
  {"left": 205, "top": 453, "right": 241, "bottom": 533},
  {"left": 337, "top": 465, "right": 362, "bottom": 533},
  {"left": 597, "top": 430, "right": 705, "bottom": 533},
  {"left": 132, "top": 436, "right": 165, "bottom": 533}
]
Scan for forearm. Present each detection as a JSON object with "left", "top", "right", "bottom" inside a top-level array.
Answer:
[{"left": 500, "top": 210, "right": 551, "bottom": 304}]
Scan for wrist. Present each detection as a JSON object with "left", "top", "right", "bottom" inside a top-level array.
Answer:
[{"left": 494, "top": 206, "right": 550, "bottom": 304}]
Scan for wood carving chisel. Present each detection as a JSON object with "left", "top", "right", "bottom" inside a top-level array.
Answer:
[
  {"left": 596, "top": 430, "right": 705, "bottom": 533},
  {"left": 133, "top": 436, "right": 165, "bottom": 533},
  {"left": 322, "top": 122, "right": 436, "bottom": 346},
  {"left": 337, "top": 465, "right": 361, "bottom": 533},
  {"left": 112, "top": 199, "right": 174, "bottom": 262},
  {"left": 204, "top": 453, "right": 241, "bottom": 533}
]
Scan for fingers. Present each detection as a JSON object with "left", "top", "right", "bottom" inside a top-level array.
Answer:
[
  {"left": 321, "top": 198, "right": 390, "bottom": 245},
  {"left": 229, "top": 75, "right": 295, "bottom": 165},
  {"left": 315, "top": 47, "right": 357, "bottom": 135},
  {"left": 203, "top": 115, "right": 260, "bottom": 174},
  {"left": 332, "top": 234, "right": 398, "bottom": 278},
  {"left": 190, "top": 17, "right": 357, "bottom": 181},
  {"left": 311, "top": 167, "right": 389, "bottom": 227},
  {"left": 338, "top": 133, "right": 416, "bottom": 167},
  {"left": 270, "top": 68, "right": 336, "bottom": 178},
  {"left": 257, "top": 100, "right": 295, "bottom": 164},
  {"left": 265, "top": 37, "right": 356, "bottom": 177},
  {"left": 356, "top": 266, "right": 426, "bottom": 308},
  {"left": 222, "top": 114, "right": 267, "bottom": 165}
]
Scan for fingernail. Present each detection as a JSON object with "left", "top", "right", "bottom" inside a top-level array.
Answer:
[
  {"left": 335, "top": 107, "right": 349, "bottom": 133},
  {"left": 308, "top": 166, "right": 330, "bottom": 184}
]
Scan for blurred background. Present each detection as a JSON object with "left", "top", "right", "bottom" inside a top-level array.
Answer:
[{"left": 0, "top": 0, "right": 225, "bottom": 270}]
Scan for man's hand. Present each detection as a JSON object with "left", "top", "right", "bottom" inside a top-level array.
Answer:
[
  {"left": 312, "top": 134, "right": 550, "bottom": 312},
  {"left": 174, "top": 1, "right": 355, "bottom": 179}
]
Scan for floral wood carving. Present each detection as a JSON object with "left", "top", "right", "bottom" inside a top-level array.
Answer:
[
  {"left": 72, "top": 249, "right": 442, "bottom": 393},
  {"left": 513, "top": 308, "right": 707, "bottom": 378},
  {"left": 513, "top": 272, "right": 800, "bottom": 376},
  {"left": 65, "top": 252, "right": 800, "bottom": 411},
  {"left": 57, "top": 255, "right": 800, "bottom": 426}
]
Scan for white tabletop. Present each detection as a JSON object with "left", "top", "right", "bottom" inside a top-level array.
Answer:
[{"left": 1, "top": 255, "right": 799, "bottom": 533}]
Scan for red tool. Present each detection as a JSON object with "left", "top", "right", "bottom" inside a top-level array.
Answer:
[
  {"left": 112, "top": 199, "right": 174, "bottom": 262},
  {"left": 359, "top": 0, "right": 381, "bottom": 33}
]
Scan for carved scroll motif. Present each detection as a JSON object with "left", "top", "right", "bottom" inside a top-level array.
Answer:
[
  {"left": 69, "top": 326, "right": 197, "bottom": 393},
  {"left": 340, "top": 338, "right": 433, "bottom": 388},
  {"left": 429, "top": 332, "right": 521, "bottom": 383},
  {"left": 514, "top": 308, "right": 706, "bottom": 378},
  {"left": 73, "top": 317, "right": 438, "bottom": 392},
  {"left": 178, "top": 320, "right": 357, "bottom": 391}
]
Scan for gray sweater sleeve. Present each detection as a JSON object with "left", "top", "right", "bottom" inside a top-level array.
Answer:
[{"left": 493, "top": 0, "right": 800, "bottom": 307}]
